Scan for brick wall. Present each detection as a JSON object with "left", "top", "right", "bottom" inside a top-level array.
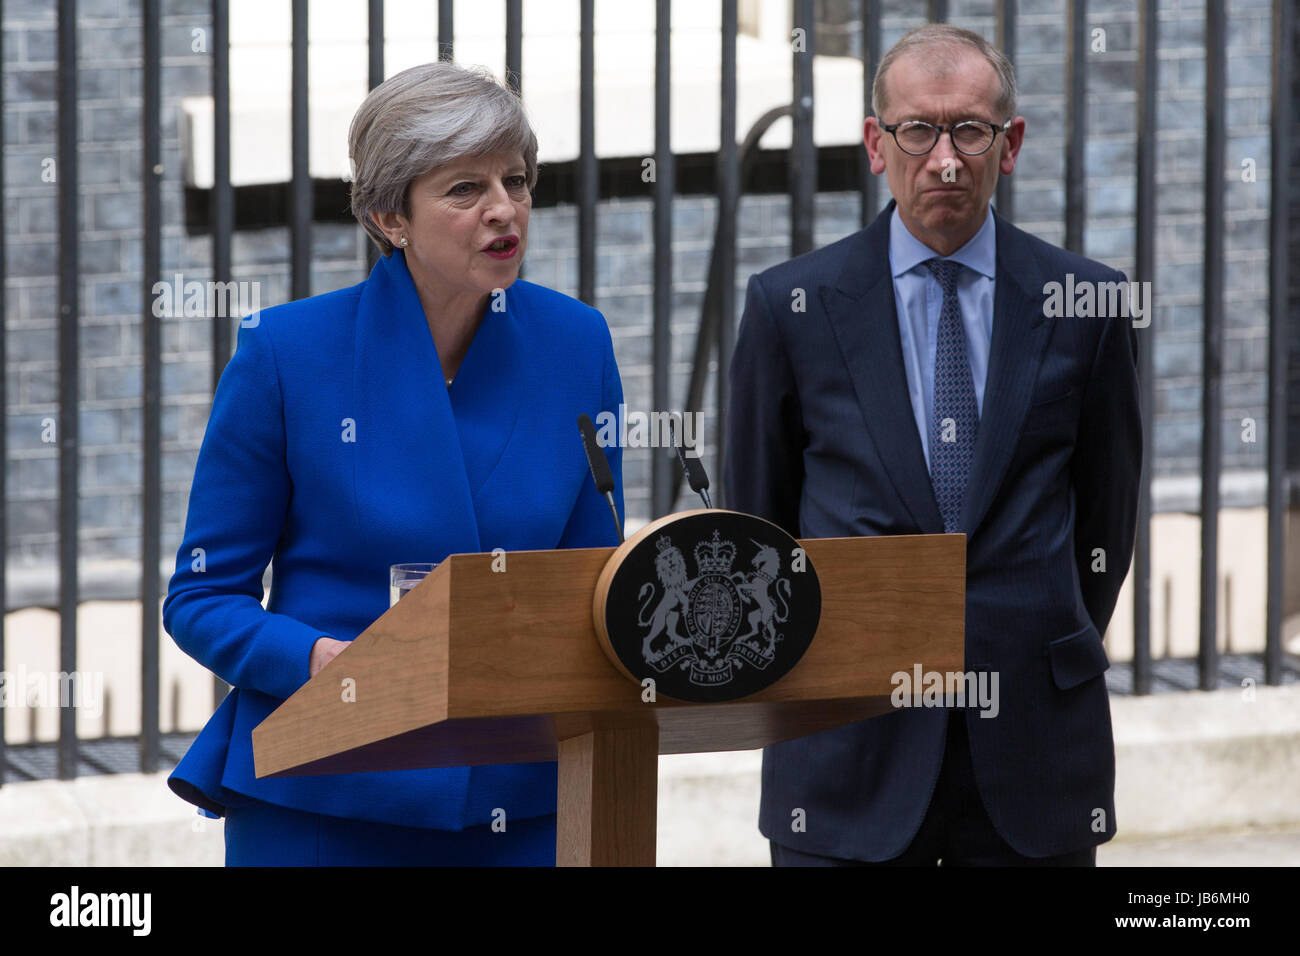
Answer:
[{"left": 2, "top": 0, "right": 1297, "bottom": 604}]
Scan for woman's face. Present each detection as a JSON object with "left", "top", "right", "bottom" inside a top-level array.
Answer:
[{"left": 378, "top": 151, "right": 531, "bottom": 303}]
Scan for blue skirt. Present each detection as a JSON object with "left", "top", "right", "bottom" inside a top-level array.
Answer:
[{"left": 224, "top": 798, "right": 557, "bottom": 866}]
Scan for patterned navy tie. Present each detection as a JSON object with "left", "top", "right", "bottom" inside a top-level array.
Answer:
[{"left": 924, "top": 257, "right": 978, "bottom": 534}]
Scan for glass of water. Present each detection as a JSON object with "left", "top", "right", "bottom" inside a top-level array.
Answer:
[{"left": 390, "top": 562, "right": 438, "bottom": 608}]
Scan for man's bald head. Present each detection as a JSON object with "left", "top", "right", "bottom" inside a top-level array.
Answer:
[{"left": 872, "top": 24, "right": 1017, "bottom": 123}]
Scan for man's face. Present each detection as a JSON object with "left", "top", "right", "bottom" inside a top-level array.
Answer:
[{"left": 864, "top": 48, "right": 1025, "bottom": 255}]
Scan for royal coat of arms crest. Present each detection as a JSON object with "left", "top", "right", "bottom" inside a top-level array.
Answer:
[{"left": 637, "top": 529, "right": 794, "bottom": 687}]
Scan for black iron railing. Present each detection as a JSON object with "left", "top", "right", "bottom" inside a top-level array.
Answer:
[{"left": 0, "top": 0, "right": 1293, "bottom": 789}]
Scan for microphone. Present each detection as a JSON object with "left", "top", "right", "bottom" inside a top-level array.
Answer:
[
  {"left": 669, "top": 419, "right": 712, "bottom": 509},
  {"left": 577, "top": 414, "right": 624, "bottom": 543}
]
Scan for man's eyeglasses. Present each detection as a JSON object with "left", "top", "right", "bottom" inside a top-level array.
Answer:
[{"left": 881, "top": 119, "right": 1012, "bottom": 156}]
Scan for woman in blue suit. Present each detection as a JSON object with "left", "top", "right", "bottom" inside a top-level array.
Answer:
[{"left": 163, "top": 62, "right": 625, "bottom": 866}]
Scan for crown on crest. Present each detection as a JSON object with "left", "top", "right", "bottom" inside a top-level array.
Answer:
[{"left": 694, "top": 529, "right": 736, "bottom": 574}]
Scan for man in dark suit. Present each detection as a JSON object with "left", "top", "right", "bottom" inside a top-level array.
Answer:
[{"left": 724, "top": 24, "right": 1141, "bottom": 865}]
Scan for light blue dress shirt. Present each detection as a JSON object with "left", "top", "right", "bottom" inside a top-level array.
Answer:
[{"left": 889, "top": 205, "right": 996, "bottom": 471}]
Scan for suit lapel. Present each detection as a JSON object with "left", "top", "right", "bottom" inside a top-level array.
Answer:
[
  {"left": 958, "top": 211, "right": 1053, "bottom": 537},
  {"left": 351, "top": 251, "right": 483, "bottom": 559},
  {"left": 821, "top": 202, "right": 945, "bottom": 534},
  {"left": 447, "top": 288, "right": 524, "bottom": 503}
]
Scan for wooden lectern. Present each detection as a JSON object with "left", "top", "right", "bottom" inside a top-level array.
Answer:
[{"left": 252, "top": 530, "right": 964, "bottom": 866}]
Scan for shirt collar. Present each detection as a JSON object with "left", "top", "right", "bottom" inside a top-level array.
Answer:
[{"left": 889, "top": 204, "right": 997, "bottom": 280}]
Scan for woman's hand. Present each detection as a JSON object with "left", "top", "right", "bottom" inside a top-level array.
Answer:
[{"left": 309, "top": 637, "right": 351, "bottom": 678}]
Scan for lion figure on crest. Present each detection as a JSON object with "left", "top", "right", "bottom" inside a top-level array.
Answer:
[{"left": 638, "top": 537, "right": 692, "bottom": 660}]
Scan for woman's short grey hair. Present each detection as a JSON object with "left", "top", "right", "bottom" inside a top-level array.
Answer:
[
  {"left": 871, "top": 24, "right": 1016, "bottom": 123},
  {"left": 349, "top": 61, "right": 538, "bottom": 256}
]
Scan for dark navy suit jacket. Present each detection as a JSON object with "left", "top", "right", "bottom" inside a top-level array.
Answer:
[
  {"left": 724, "top": 201, "right": 1141, "bottom": 860},
  {"left": 164, "top": 249, "right": 624, "bottom": 830}
]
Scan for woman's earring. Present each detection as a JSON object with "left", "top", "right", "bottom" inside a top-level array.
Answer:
[{"left": 399, "top": 236, "right": 408, "bottom": 248}]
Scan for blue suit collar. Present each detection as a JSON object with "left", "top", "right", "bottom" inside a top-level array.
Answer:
[{"left": 352, "top": 250, "right": 489, "bottom": 560}]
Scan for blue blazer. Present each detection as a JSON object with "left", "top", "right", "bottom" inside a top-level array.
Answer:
[
  {"left": 724, "top": 201, "right": 1141, "bottom": 860},
  {"left": 164, "top": 250, "right": 625, "bottom": 829}
]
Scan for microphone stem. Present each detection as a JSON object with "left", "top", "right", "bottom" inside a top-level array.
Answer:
[{"left": 604, "top": 492, "right": 625, "bottom": 543}]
